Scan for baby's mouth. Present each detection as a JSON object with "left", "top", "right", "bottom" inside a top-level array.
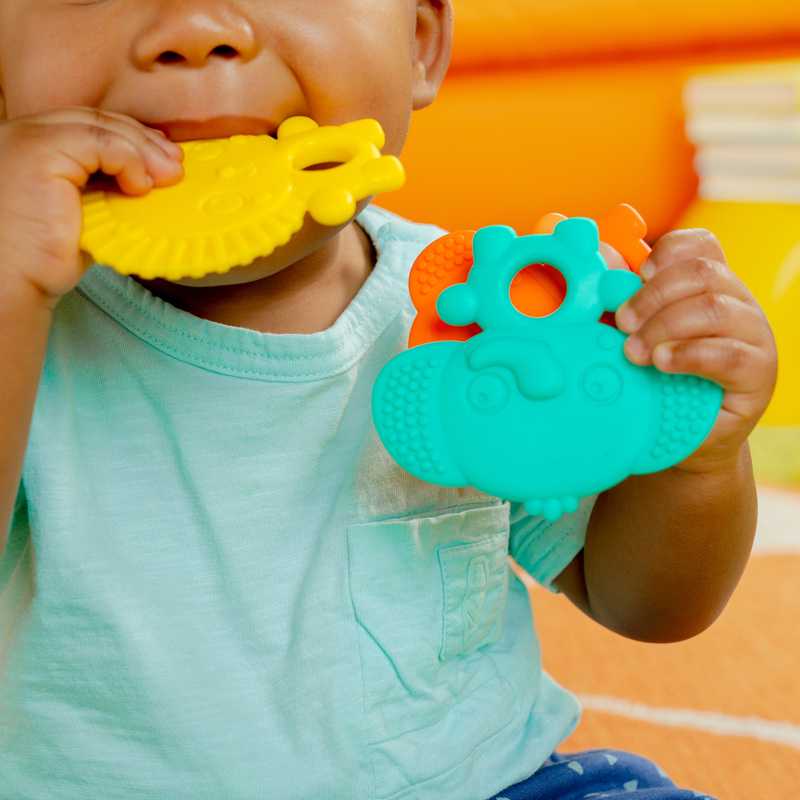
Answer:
[{"left": 143, "top": 115, "right": 276, "bottom": 142}]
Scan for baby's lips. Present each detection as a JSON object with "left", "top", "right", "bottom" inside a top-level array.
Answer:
[{"left": 143, "top": 115, "right": 275, "bottom": 142}]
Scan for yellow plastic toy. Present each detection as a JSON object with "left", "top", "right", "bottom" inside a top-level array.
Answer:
[{"left": 80, "top": 117, "right": 405, "bottom": 280}]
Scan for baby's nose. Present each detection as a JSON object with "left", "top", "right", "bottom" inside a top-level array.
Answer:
[{"left": 131, "top": 3, "right": 259, "bottom": 69}]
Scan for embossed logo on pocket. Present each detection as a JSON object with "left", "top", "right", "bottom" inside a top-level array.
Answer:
[
  {"left": 464, "top": 555, "right": 489, "bottom": 648},
  {"left": 439, "top": 534, "right": 509, "bottom": 661}
]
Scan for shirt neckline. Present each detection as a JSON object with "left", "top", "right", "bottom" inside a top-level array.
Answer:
[{"left": 76, "top": 206, "right": 419, "bottom": 382}]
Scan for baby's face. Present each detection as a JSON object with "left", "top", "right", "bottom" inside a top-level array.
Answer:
[
  {"left": 0, "top": 0, "right": 452, "bottom": 286},
  {"left": 0, "top": 0, "right": 440, "bottom": 150}
]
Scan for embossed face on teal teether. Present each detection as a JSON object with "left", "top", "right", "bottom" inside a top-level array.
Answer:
[{"left": 372, "top": 219, "right": 724, "bottom": 521}]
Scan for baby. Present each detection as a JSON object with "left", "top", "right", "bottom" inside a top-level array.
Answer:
[{"left": 0, "top": 1, "right": 777, "bottom": 799}]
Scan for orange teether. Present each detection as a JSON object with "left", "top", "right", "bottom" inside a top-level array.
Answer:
[
  {"left": 596, "top": 203, "right": 651, "bottom": 274},
  {"left": 408, "top": 231, "right": 479, "bottom": 348}
]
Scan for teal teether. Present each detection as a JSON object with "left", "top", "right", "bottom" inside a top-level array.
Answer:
[{"left": 372, "top": 218, "right": 723, "bottom": 521}]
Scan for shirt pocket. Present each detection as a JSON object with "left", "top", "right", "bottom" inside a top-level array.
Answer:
[{"left": 346, "top": 503, "right": 514, "bottom": 798}]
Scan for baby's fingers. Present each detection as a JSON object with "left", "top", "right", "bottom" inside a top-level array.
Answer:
[
  {"left": 623, "top": 292, "right": 761, "bottom": 366},
  {"left": 651, "top": 337, "right": 758, "bottom": 387},
  {"left": 43, "top": 106, "right": 184, "bottom": 186},
  {"left": 617, "top": 257, "right": 753, "bottom": 335},
  {"left": 43, "top": 106, "right": 182, "bottom": 160},
  {"left": 651, "top": 338, "right": 776, "bottom": 420},
  {"left": 643, "top": 228, "right": 727, "bottom": 277},
  {"left": 50, "top": 122, "right": 180, "bottom": 195}
]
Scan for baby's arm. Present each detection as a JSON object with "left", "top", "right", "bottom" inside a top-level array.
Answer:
[
  {"left": 0, "top": 108, "right": 183, "bottom": 550},
  {"left": 553, "top": 229, "right": 777, "bottom": 643}
]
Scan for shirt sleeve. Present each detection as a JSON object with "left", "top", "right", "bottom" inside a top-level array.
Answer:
[{"left": 508, "top": 494, "right": 597, "bottom": 592}]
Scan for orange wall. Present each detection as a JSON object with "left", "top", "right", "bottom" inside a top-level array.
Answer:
[{"left": 380, "top": 42, "right": 800, "bottom": 240}]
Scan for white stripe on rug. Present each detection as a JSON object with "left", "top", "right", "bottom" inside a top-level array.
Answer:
[
  {"left": 577, "top": 694, "right": 800, "bottom": 750},
  {"left": 753, "top": 485, "right": 800, "bottom": 553}
]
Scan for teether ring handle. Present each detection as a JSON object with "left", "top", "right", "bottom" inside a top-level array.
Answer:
[
  {"left": 407, "top": 230, "right": 567, "bottom": 348},
  {"left": 408, "top": 204, "right": 649, "bottom": 348}
]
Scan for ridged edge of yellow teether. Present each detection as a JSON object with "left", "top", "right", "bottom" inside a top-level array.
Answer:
[{"left": 80, "top": 193, "right": 307, "bottom": 281}]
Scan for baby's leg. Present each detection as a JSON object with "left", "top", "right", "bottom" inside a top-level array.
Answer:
[{"left": 489, "top": 748, "right": 716, "bottom": 799}]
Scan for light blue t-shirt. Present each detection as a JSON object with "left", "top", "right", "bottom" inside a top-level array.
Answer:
[{"left": 0, "top": 205, "right": 594, "bottom": 800}]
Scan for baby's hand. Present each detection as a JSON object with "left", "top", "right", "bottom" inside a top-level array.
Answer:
[
  {"left": 615, "top": 228, "right": 778, "bottom": 473},
  {"left": 0, "top": 107, "right": 183, "bottom": 307}
]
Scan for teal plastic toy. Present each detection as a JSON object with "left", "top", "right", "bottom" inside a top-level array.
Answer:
[{"left": 371, "top": 217, "right": 724, "bottom": 521}]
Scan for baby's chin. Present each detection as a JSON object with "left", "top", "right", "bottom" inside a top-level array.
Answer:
[
  {"left": 154, "top": 254, "right": 290, "bottom": 288},
  {"left": 149, "top": 217, "right": 348, "bottom": 289}
]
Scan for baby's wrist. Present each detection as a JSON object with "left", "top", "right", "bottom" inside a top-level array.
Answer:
[
  {"left": 0, "top": 262, "right": 63, "bottom": 314},
  {"left": 671, "top": 438, "right": 752, "bottom": 480}
]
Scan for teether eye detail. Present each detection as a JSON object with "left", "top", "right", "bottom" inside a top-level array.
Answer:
[
  {"left": 581, "top": 364, "right": 623, "bottom": 405},
  {"left": 467, "top": 373, "right": 509, "bottom": 414}
]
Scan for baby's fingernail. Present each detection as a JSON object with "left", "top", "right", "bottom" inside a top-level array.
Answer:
[
  {"left": 163, "top": 140, "right": 184, "bottom": 159},
  {"left": 616, "top": 305, "right": 638, "bottom": 333},
  {"left": 153, "top": 147, "right": 184, "bottom": 172},
  {"left": 640, "top": 260, "right": 656, "bottom": 281},
  {"left": 652, "top": 344, "right": 673, "bottom": 370},
  {"left": 624, "top": 336, "right": 647, "bottom": 364}
]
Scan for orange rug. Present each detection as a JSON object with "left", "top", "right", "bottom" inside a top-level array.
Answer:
[{"left": 525, "top": 483, "right": 800, "bottom": 799}]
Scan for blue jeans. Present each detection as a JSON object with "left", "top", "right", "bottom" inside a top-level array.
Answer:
[{"left": 491, "top": 749, "right": 718, "bottom": 799}]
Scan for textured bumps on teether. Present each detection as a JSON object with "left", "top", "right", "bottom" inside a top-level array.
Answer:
[
  {"left": 373, "top": 218, "right": 723, "bottom": 521},
  {"left": 80, "top": 117, "right": 405, "bottom": 280},
  {"left": 373, "top": 345, "right": 467, "bottom": 487}
]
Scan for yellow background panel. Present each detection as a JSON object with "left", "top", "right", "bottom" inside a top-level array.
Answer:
[{"left": 677, "top": 201, "right": 800, "bottom": 427}]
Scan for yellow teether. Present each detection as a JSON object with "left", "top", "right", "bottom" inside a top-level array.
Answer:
[{"left": 80, "top": 117, "right": 405, "bottom": 280}]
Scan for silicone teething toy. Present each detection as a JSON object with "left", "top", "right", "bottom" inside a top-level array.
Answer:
[
  {"left": 407, "top": 203, "right": 651, "bottom": 348},
  {"left": 80, "top": 116, "right": 405, "bottom": 280},
  {"left": 372, "top": 217, "right": 723, "bottom": 521}
]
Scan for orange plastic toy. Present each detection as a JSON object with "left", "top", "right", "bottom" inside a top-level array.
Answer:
[{"left": 407, "top": 203, "right": 651, "bottom": 348}]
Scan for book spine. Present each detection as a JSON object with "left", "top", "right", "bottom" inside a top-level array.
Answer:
[
  {"left": 686, "top": 115, "right": 800, "bottom": 146},
  {"left": 695, "top": 146, "right": 800, "bottom": 178},
  {"left": 684, "top": 85, "right": 800, "bottom": 114},
  {"left": 699, "top": 175, "right": 800, "bottom": 204}
]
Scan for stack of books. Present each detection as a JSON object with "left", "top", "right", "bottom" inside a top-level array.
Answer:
[{"left": 684, "top": 59, "right": 800, "bottom": 204}]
